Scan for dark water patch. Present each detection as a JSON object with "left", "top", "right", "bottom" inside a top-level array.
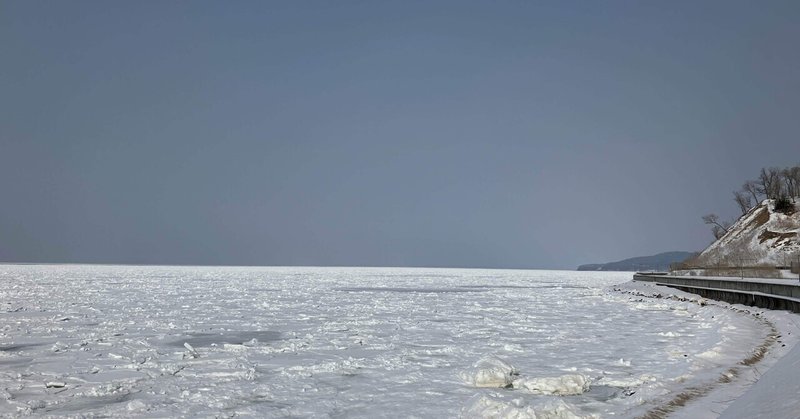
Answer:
[
  {"left": 567, "top": 385, "right": 624, "bottom": 403},
  {"left": 225, "top": 396, "right": 291, "bottom": 412},
  {"left": 0, "top": 342, "right": 48, "bottom": 352},
  {"left": 337, "top": 287, "right": 488, "bottom": 294},
  {"left": 383, "top": 274, "right": 455, "bottom": 278},
  {"left": 168, "top": 331, "right": 281, "bottom": 348},
  {"left": 43, "top": 392, "right": 134, "bottom": 413},
  {"left": 362, "top": 273, "right": 459, "bottom": 280},
  {"left": 535, "top": 285, "right": 589, "bottom": 289},
  {"left": 0, "top": 357, "right": 33, "bottom": 366}
]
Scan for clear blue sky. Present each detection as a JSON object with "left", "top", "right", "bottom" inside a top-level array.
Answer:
[{"left": 2, "top": 1, "right": 799, "bottom": 268}]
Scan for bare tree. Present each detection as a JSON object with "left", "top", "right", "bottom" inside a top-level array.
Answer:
[
  {"left": 701, "top": 165, "right": 798, "bottom": 242},
  {"left": 758, "top": 167, "right": 783, "bottom": 199},
  {"left": 782, "top": 165, "right": 800, "bottom": 200},
  {"left": 702, "top": 213, "right": 731, "bottom": 240},
  {"left": 733, "top": 190, "right": 753, "bottom": 214},
  {"left": 742, "top": 180, "right": 762, "bottom": 204}
]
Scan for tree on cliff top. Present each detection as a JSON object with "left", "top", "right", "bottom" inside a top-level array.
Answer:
[
  {"left": 705, "top": 164, "right": 800, "bottom": 239},
  {"left": 702, "top": 214, "right": 731, "bottom": 240}
]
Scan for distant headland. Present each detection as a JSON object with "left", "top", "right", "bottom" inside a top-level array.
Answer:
[{"left": 577, "top": 251, "right": 696, "bottom": 272}]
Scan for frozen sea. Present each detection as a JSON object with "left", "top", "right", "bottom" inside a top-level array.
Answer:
[{"left": 0, "top": 265, "right": 774, "bottom": 417}]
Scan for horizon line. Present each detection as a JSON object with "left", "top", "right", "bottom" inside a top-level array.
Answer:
[{"left": 0, "top": 261, "right": 583, "bottom": 272}]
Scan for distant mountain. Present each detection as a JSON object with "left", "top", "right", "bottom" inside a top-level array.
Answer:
[{"left": 577, "top": 251, "right": 696, "bottom": 272}]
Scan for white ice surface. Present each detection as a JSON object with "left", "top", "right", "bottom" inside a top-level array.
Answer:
[{"left": 0, "top": 265, "right": 793, "bottom": 417}]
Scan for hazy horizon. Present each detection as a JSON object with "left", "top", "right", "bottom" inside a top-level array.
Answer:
[
  {"left": 0, "top": 250, "right": 692, "bottom": 270},
  {"left": 3, "top": 1, "right": 800, "bottom": 269}
]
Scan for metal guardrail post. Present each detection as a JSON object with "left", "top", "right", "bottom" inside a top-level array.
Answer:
[{"left": 737, "top": 258, "right": 750, "bottom": 280}]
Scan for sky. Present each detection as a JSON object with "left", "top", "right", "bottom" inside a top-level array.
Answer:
[{"left": 2, "top": 1, "right": 800, "bottom": 269}]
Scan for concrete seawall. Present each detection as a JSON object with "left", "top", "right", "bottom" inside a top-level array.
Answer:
[{"left": 633, "top": 273, "right": 800, "bottom": 313}]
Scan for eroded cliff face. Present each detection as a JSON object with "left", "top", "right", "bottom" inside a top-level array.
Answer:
[{"left": 692, "top": 200, "right": 800, "bottom": 268}]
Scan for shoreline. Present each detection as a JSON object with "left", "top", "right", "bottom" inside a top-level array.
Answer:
[
  {"left": 632, "top": 273, "right": 800, "bottom": 313},
  {"left": 620, "top": 280, "right": 800, "bottom": 419},
  {"left": 718, "top": 338, "right": 800, "bottom": 418}
]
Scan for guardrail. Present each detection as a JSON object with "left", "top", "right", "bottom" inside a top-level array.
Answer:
[
  {"left": 669, "top": 261, "right": 799, "bottom": 280},
  {"left": 671, "top": 256, "right": 800, "bottom": 275}
]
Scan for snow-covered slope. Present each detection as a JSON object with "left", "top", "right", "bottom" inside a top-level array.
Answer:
[{"left": 692, "top": 199, "right": 800, "bottom": 268}]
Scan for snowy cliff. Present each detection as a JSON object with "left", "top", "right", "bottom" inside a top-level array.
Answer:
[{"left": 691, "top": 199, "right": 800, "bottom": 268}]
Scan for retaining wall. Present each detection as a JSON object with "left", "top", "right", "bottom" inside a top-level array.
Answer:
[{"left": 633, "top": 273, "right": 800, "bottom": 313}]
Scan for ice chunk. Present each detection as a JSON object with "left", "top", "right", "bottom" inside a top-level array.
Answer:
[
  {"left": 460, "top": 357, "right": 518, "bottom": 388},
  {"left": 462, "top": 395, "right": 537, "bottom": 418},
  {"left": 595, "top": 374, "right": 656, "bottom": 388},
  {"left": 462, "top": 394, "right": 593, "bottom": 419},
  {"left": 512, "top": 374, "right": 591, "bottom": 395},
  {"left": 183, "top": 342, "right": 199, "bottom": 358},
  {"left": 126, "top": 399, "right": 147, "bottom": 412}
]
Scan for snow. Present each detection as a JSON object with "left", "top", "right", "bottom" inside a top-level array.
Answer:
[
  {"left": 719, "top": 340, "right": 800, "bottom": 418},
  {"left": 691, "top": 199, "right": 800, "bottom": 270},
  {"left": 618, "top": 281, "right": 800, "bottom": 419},
  {"left": 0, "top": 265, "right": 798, "bottom": 417}
]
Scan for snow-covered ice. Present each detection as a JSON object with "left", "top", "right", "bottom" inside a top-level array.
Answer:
[{"left": 0, "top": 265, "right": 796, "bottom": 417}]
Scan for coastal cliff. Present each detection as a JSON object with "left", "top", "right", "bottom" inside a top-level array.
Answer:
[{"left": 689, "top": 199, "right": 800, "bottom": 268}]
